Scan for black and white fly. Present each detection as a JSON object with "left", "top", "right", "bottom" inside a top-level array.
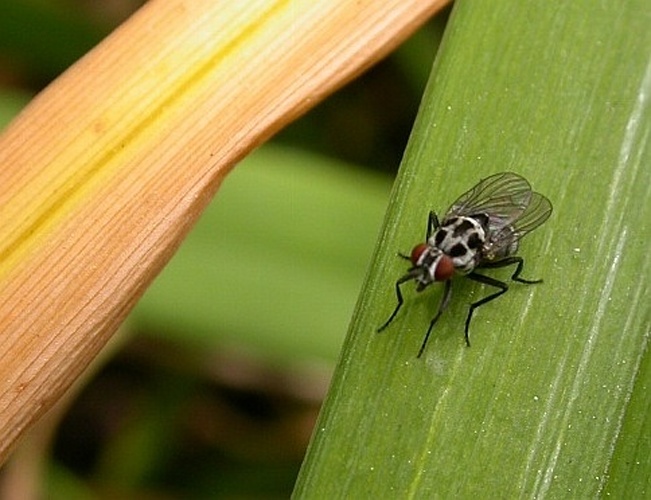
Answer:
[{"left": 377, "top": 172, "right": 552, "bottom": 358}]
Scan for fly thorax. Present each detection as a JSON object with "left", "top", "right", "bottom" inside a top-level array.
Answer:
[{"left": 430, "top": 215, "right": 487, "bottom": 274}]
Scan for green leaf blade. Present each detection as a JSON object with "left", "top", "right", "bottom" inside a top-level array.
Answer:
[{"left": 295, "top": 1, "right": 651, "bottom": 497}]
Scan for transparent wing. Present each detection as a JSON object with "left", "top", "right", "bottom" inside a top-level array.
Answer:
[
  {"left": 490, "top": 191, "right": 552, "bottom": 240},
  {"left": 445, "top": 172, "right": 532, "bottom": 226},
  {"left": 485, "top": 192, "right": 553, "bottom": 260}
]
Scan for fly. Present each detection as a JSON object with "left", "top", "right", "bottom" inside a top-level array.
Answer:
[{"left": 377, "top": 172, "right": 552, "bottom": 358}]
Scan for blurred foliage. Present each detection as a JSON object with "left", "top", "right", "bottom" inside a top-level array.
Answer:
[
  {"left": 130, "top": 145, "right": 393, "bottom": 363},
  {"left": 0, "top": 0, "right": 135, "bottom": 86},
  {"left": 0, "top": 0, "right": 448, "bottom": 497}
]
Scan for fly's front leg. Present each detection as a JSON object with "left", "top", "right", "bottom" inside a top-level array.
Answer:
[
  {"left": 463, "top": 273, "right": 509, "bottom": 346},
  {"left": 377, "top": 271, "right": 419, "bottom": 333},
  {"left": 426, "top": 211, "right": 440, "bottom": 240}
]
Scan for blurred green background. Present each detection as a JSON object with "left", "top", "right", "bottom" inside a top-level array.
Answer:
[{"left": 0, "top": 1, "right": 447, "bottom": 497}]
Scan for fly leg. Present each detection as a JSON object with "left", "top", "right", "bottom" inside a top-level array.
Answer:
[
  {"left": 377, "top": 269, "right": 421, "bottom": 333},
  {"left": 426, "top": 211, "right": 440, "bottom": 239},
  {"left": 479, "top": 256, "right": 542, "bottom": 284},
  {"left": 463, "top": 273, "right": 508, "bottom": 347},
  {"left": 399, "top": 211, "right": 439, "bottom": 260},
  {"left": 465, "top": 256, "right": 542, "bottom": 345},
  {"left": 417, "top": 279, "right": 452, "bottom": 358}
]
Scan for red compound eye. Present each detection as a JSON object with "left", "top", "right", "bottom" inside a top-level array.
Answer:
[
  {"left": 434, "top": 255, "right": 455, "bottom": 281},
  {"left": 410, "top": 243, "right": 429, "bottom": 265}
]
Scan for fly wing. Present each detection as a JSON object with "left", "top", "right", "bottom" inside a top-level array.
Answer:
[
  {"left": 493, "top": 191, "right": 553, "bottom": 240},
  {"left": 484, "top": 191, "right": 553, "bottom": 260},
  {"left": 445, "top": 172, "right": 532, "bottom": 228}
]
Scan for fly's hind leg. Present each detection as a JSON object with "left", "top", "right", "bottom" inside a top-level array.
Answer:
[
  {"left": 479, "top": 256, "right": 542, "bottom": 284},
  {"left": 463, "top": 273, "right": 508, "bottom": 346},
  {"left": 465, "top": 256, "right": 543, "bottom": 345}
]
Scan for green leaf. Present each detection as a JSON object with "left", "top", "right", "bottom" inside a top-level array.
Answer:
[{"left": 295, "top": 1, "right": 651, "bottom": 497}]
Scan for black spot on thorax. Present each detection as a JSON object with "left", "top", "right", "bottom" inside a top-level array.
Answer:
[
  {"left": 466, "top": 232, "right": 482, "bottom": 249},
  {"left": 434, "top": 229, "right": 447, "bottom": 246},
  {"left": 452, "top": 219, "right": 475, "bottom": 237},
  {"left": 449, "top": 243, "right": 468, "bottom": 257}
]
